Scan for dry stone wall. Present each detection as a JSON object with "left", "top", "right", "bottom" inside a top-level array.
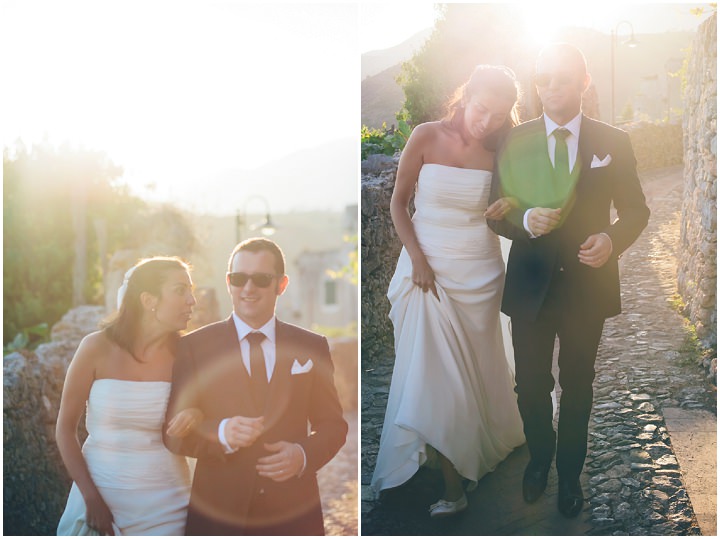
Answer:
[
  {"left": 360, "top": 156, "right": 402, "bottom": 370},
  {"left": 3, "top": 306, "right": 105, "bottom": 535},
  {"left": 679, "top": 12, "right": 717, "bottom": 351}
]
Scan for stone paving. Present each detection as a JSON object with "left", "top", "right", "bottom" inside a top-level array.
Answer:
[{"left": 360, "top": 165, "right": 716, "bottom": 535}]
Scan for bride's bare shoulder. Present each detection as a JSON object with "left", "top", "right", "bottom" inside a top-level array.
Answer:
[
  {"left": 74, "top": 330, "right": 116, "bottom": 360},
  {"left": 411, "top": 121, "right": 444, "bottom": 137},
  {"left": 407, "top": 121, "right": 451, "bottom": 148}
]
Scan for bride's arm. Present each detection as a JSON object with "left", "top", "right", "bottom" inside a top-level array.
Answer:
[
  {"left": 166, "top": 407, "right": 204, "bottom": 437},
  {"left": 55, "top": 333, "right": 116, "bottom": 535},
  {"left": 390, "top": 123, "right": 438, "bottom": 300}
]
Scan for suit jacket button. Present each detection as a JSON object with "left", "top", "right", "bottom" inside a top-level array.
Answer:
[
  {"left": 259, "top": 488, "right": 265, "bottom": 495},
  {"left": 559, "top": 267, "right": 565, "bottom": 272}
]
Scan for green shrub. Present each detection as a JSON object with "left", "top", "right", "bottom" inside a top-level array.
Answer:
[{"left": 361, "top": 119, "right": 411, "bottom": 160}]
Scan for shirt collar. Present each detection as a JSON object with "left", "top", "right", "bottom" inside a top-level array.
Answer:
[
  {"left": 232, "top": 312, "right": 276, "bottom": 344},
  {"left": 543, "top": 112, "right": 582, "bottom": 140}
]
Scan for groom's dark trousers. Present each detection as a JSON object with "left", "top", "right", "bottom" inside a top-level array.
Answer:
[{"left": 489, "top": 115, "right": 649, "bottom": 482}]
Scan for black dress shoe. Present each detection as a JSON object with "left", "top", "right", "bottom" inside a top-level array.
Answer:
[
  {"left": 558, "top": 478, "right": 584, "bottom": 518},
  {"left": 522, "top": 461, "right": 550, "bottom": 503}
]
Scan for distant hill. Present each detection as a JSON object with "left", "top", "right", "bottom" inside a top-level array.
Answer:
[
  {"left": 361, "top": 28, "right": 432, "bottom": 129},
  {"left": 361, "top": 28, "right": 432, "bottom": 80},
  {"left": 362, "top": 27, "right": 695, "bottom": 128},
  {"left": 361, "top": 63, "right": 404, "bottom": 129}
]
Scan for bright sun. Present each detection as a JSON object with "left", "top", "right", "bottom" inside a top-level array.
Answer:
[{"left": 522, "top": 4, "right": 621, "bottom": 47}]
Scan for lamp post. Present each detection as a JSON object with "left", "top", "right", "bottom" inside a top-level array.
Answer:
[
  {"left": 611, "top": 20, "right": 639, "bottom": 125},
  {"left": 235, "top": 195, "right": 276, "bottom": 244}
]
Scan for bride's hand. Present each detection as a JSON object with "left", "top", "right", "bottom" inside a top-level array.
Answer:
[
  {"left": 85, "top": 492, "right": 115, "bottom": 535},
  {"left": 484, "top": 197, "right": 516, "bottom": 221},
  {"left": 166, "top": 407, "right": 204, "bottom": 438},
  {"left": 411, "top": 257, "right": 439, "bottom": 300}
]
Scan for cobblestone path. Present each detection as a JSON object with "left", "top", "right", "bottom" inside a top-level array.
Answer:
[{"left": 361, "top": 165, "right": 716, "bottom": 535}]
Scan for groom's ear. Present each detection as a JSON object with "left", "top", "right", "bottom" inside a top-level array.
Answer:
[
  {"left": 276, "top": 274, "right": 289, "bottom": 296},
  {"left": 581, "top": 73, "right": 592, "bottom": 93}
]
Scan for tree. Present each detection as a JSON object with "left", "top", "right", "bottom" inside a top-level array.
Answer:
[
  {"left": 398, "top": 4, "right": 532, "bottom": 126},
  {"left": 3, "top": 142, "right": 197, "bottom": 346}
]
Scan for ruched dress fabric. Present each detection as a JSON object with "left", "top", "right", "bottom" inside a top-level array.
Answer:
[
  {"left": 371, "top": 164, "right": 526, "bottom": 495},
  {"left": 57, "top": 379, "right": 192, "bottom": 535}
]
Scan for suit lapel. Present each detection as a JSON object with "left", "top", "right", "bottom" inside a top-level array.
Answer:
[
  {"left": 577, "top": 115, "right": 597, "bottom": 181},
  {"left": 263, "top": 320, "right": 293, "bottom": 429}
]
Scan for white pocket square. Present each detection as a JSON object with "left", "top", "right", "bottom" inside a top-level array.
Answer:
[
  {"left": 291, "top": 358, "right": 313, "bottom": 375},
  {"left": 590, "top": 154, "right": 612, "bottom": 168}
]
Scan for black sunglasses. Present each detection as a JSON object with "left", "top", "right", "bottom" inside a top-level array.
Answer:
[
  {"left": 534, "top": 73, "right": 574, "bottom": 88},
  {"left": 227, "top": 272, "right": 278, "bottom": 288}
]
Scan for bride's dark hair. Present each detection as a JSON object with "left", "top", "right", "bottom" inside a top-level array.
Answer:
[
  {"left": 442, "top": 64, "right": 521, "bottom": 150},
  {"left": 102, "top": 256, "right": 191, "bottom": 361}
]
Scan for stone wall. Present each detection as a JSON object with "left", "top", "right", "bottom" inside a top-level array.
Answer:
[
  {"left": 4, "top": 306, "right": 105, "bottom": 535},
  {"left": 360, "top": 155, "right": 402, "bottom": 370},
  {"left": 330, "top": 337, "right": 359, "bottom": 412},
  {"left": 678, "top": 12, "right": 717, "bottom": 351}
]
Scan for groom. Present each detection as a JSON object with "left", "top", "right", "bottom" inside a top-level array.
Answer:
[
  {"left": 164, "top": 237, "right": 348, "bottom": 534},
  {"left": 489, "top": 43, "right": 649, "bottom": 517}
]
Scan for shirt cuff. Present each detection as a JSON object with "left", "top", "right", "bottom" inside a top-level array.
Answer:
[
  {"left": 599, "top": 232, "right": 613, "bottom": 252},
  {"left": 218, "top": 418, "right": 238, "bottom": 454},
  {"left": 523, "top": 209, "right": 539, "bottom": 238},
  {"left": 294, "top": 443, "right": 307, "bottom": 477}
]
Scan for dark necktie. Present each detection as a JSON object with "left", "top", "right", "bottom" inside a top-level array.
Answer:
[
  {"left": 246, "top": 332, "right": 268, "bottom": 410},
  {"left": 553, "top": 127, "right": 571, "bottom": 182}
]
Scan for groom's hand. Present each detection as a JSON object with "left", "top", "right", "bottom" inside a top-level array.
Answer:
[
  {"left": 224, "top": 416, "right": 264, "bottom": 449},
  {"left": 578, "top": 233, "right": 613, "bottom": 268},
  {"left": 256, "top": 441, "right": 305, "bottom": 482},
  {"left": 528, "top": 207, "right": 562, "bottom": 236}
]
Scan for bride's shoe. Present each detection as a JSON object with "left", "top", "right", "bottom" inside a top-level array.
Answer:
[{"left": 429, "top": 494, "right": 468, "bottom": 518}]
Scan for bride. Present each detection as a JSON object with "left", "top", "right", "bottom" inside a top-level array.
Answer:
[
  {"left": 56, "top": 257, "right": 201, "bottom": 535},
  {"left": 370, "top": 65, "right": 526, "bottom": 517}
]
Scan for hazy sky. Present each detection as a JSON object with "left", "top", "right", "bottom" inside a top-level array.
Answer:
[
  {"left": 2, "top": 1, "right": 713, "bottom": 213},
  {"left": 1, "top": 1, "right": 358, "bottom": 213},
  {"left": 359, "top": 2, "right": 715, "bottom": 53}
]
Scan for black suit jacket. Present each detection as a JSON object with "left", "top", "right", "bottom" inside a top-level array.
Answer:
[
  {"left": 489, "top": 115, "right": 650, "bottom": 321},
  {"left": 163, "top": 317, "right": 348, "bottom": 535}
]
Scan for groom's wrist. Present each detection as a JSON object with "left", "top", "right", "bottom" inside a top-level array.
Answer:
[
  {"left": 523, "top": 209, "right": 539, "bottom": 238},
  {"left": 218, "top": 418, "right": 238, "bottom": 454},
  {"left": 294, "top": 443, "right": 307, "bottom": 477}
]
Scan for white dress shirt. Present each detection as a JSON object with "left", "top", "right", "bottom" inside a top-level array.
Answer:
[
  {"left": 217, "top": 314, "right": 307, "bottom": 474},
  {"left": 523, "top": 112, "right": 583, "bottom": 236},
  {"left": 233, "top": 313, "right": 277, "bottom": 382},
  {"left": 218, "top": 314, "right": 276, "bottom": 451}
]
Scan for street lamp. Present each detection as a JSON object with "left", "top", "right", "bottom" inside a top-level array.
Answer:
[
  {"left": 235, "top": 195, "right": 276, "bottom": 244},
  {"left": 611, "top": 20, "right": 639, "bottom": 125}
]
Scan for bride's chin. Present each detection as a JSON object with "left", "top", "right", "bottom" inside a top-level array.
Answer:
[{"left": 469, "top": 128, "right": 488, "bottom": 141}]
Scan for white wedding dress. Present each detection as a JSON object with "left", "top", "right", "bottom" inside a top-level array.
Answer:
[
  {"left": 371, "top": 164, "right": 526, "bottom": 495},
  {"left": 57, "top": 379, "right": 192, "bottom": 535}
]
